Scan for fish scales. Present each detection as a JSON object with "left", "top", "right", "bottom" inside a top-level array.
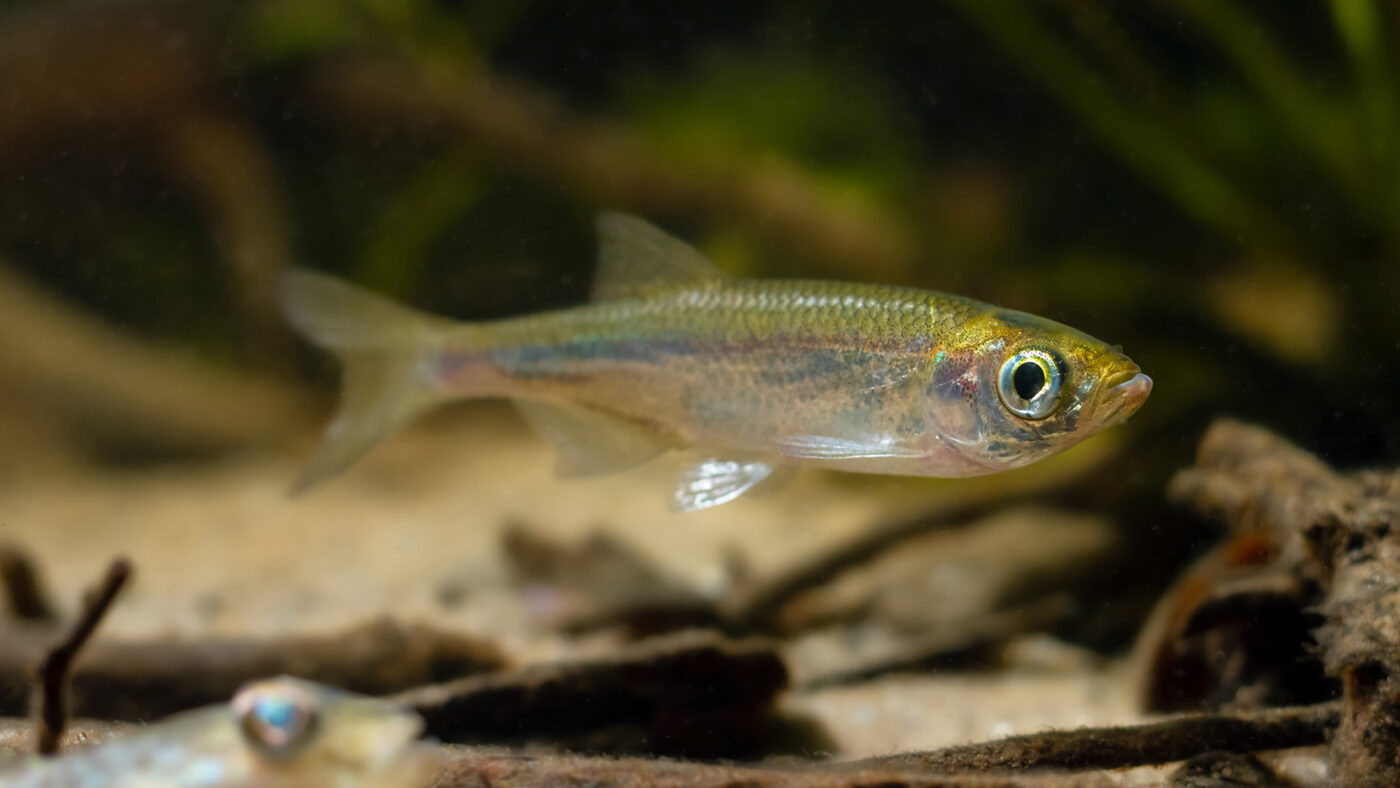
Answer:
[{"left": 436, "top": 280, "right": 991, "bottom": 453}]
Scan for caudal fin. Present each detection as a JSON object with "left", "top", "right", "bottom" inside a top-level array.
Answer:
[{"left": 278, "top": 269, "right": 449, "bottom": 493}]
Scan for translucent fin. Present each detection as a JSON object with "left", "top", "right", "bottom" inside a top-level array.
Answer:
[
  {"left": 515, "top": 400, "right": 673, "bottom": 478},
  {"left": 278, "top": 269, "right": 449, "bottom": 493},
  {"left": 672, "top": 457, "right": 777, "bottom": 512},
  {"left": 592, "top": 212, "right": 725, "bottom": 301},
  {"left": 778, "top": 434, "right": 922, "bottom": 460}
]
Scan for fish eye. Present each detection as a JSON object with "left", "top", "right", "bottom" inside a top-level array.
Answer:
[
  {"left": 233, "top": 681, "right": 320, "bottom": 761},
  {"left": 997, "top": 349, "right": 1063, "bottom": 420}
]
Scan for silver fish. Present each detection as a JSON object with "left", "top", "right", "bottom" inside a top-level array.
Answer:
[{"left": 280, "top": 214, "right": 1151, "bottom": 510}]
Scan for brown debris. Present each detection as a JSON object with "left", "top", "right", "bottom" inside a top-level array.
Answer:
[
  {"left": 1168, "top": 751, "right": 1292, "bottom": 788},
  {"left": 854, "top": 702, "right": 1336, "bottom": 773},
  {"left": 0, "top": 617, "right": 504, "bottom": 721},
  {"left": 1133, "top": 528, "right": 1328, "bottom": 712},
  {"left": 392, "top": 631, "right": 787, "bottom": 758},
  {"left": 1167, "top": 419, "right": 1400, "bottom": 786}
]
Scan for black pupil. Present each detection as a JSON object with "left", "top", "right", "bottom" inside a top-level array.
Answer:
[{"left": 1012, "top": 360, "right": 1046, "bottom": 401}]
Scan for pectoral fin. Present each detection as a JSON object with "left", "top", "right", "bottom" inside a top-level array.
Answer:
[
  {"left": 672, "top": 457, "right": 784, "bottom": 512},
  {"left": 778, "top": 433, "right": 922, "bottom": 460},
  {"left": 515, "top": 400, "right": 673, "bottom": 478}
]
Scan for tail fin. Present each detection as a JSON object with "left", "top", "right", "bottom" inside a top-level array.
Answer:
[{"left": 278, "top": 269, "right": 449, "bottom": 493}]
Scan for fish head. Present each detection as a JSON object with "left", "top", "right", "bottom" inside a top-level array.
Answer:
[
  {"left": 924, "top": 308, "right": 1151, "bottom": 474},
  {"left": 232, "top": 677, "right": 437, "bottom": 787}
]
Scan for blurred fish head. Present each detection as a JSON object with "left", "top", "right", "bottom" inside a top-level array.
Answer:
[
  {"left": 924, "top": 308, "right": 1151, "bottom": 474},
  {"left": 232, "top": 677, "right": 436, "bottom": 787}
]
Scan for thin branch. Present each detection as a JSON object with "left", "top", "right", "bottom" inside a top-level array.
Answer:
[{"left": 34, "top": 558, "right": 131, "bottom": 756}]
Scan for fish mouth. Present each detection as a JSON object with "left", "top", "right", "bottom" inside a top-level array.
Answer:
[
  {"left": 1101, "top": 365, "right": 1143, "bottom": 390},
  {"left": 1099, "top": 371, "right": 1152, "bottom": 425}
]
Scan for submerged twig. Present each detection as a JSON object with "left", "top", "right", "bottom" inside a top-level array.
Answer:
[
  {"left": 431, "top": 745, "right": 1125, "bottom": 788},
  {"left": 854, "top": 702, "right": 1337, "bottom": 773},
  {"left": 34, "top": 558, "right": 131, "bottom": 756},
  {"left": 0, "top": 545, "right": 56, "bottom": 623}
]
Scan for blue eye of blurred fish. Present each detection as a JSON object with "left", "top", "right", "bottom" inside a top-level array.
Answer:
[
  {"left": 998, "top": 349, "right": 1063, "bottom": 420},
  {"left": 233, "top": 680, "right": 320, "bottom": 760},
  {"left": 255, "top": 697, "right": 297, "bottom": 730}
]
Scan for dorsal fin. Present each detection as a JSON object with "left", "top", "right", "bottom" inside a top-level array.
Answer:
[{"left": 591, "top": 212, "right": 725, "bottom": 301}]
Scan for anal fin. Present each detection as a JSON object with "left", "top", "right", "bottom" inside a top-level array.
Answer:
[{"left": 515, "top": 400, "right": 672, "bottom": 478}]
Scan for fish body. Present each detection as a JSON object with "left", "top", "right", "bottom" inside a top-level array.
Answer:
[
  {"left": 281, "top": 213, "right": 1151, "bottom": 509},
  {"left": 0, "top": 677, "right": 433, "bottom": 787}
]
